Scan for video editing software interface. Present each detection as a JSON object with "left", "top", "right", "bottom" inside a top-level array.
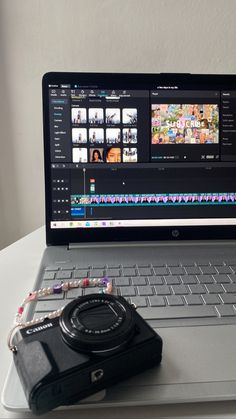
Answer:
[{"left": 47, "top": 79, "right": 236, "bottom": 229}]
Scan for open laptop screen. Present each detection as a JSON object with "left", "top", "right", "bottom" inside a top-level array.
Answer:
[{"left": 42, "top": 73, "right": 236, "bottom": 244}]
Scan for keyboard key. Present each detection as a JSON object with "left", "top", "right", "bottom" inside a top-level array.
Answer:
[
  {"left": 120, "top": 286, "right": 136, "bottom": 297},
  {"left": 206, "top": 284, "right": 224, "bottom": 294},
  {"left": 215, "top": 305, "right": 236, "bottom": 317},
  {"left": 155, "top": 285, "right": 171, "bottom": 295},
  {"left": 130, "top": 296, "right": 147, "bottom": 307},
  {"left": 169, "top": 267, "right": 185, "bottom": 275},
  {"left": 38, "top": 293, "right": 64, "bottom": 301},
  {"left": 131, "top": 277, "right": 147, "bottom": 286},
  {"left": 41, "top": 280, "right": 60, "bottom": 289},
  {"left": 92, "top": 264, "right": 106, "bottom": 269},
  {"left": 165, "top": 276, "right": 180, "bottom": 285},
  {"left": 185, "top": 295, "right": 203, "bottom": 305},
  {"left": 114, "top": 277, "right": 130, "bottom": 286},
  {"left": 200, "top": 266, "right": 217, "bottom": 274},
  {"left": 167, "top": 262, "right": 180, "bottom": 267},
  {"left": 45, "top": 265, "right": 59, "bottom": 271},
  {"left": 209, "top": 260, "right": 224, "bottom": 266},
  {"left": 166, "top": 295, "right": 184, "bottom": 306},
  {"left": 122, "top": 267, "right": 136, "bottom": 276},
  {"left": 181, "top": 275, "right": 198, "bottom": 284},
  {"left": 43, "top": 271, "right": 56, "bottom": 280},
  {"left": 148, "top": 276, "right": 163, "bottom": 285},
  {"left": 229, "top": 265, "right": 236, "bottom": 273},
  {"left": 216, "top": 266, "right": 233, "bottom": 274},
  {"left": 33, "top": 312, "right": 46, "bottom": 321},
  {"left": 181, "top": 260, "right": 195, "bottom": 266},
  {"left": 73, "top": 269, "right": 88, "bottom": 278},
  {"left": 83, "top": 287, "right": 101, "bottom": 295},
  {"left": 35, "top": 300, "right": 65, "bottom": 312},
  {"left": 229, "top": 274, "right": 236, "bottom": 282},
  {"left": 90, "top": 269, "right": 105, "bottom": 277},
  {"left": 138, "top": 305, "right": 217, "bottom": 319},
  {"left": 149, "top": 296, "right": 166, "bottom": 307},
  {"left": 66, "top": 288, "right": 83, "bottom": 299},
  {"left": 172, "top": 285, "right": 189, "bottom": 295},
  {"left": 185, "top": 266, "right": 201, "bottom": 275},
  {"left": 154, "top": 267, "right": 169, "bottom": 276},
  {"left": 75, "top": 264, "right": 91, "bottom": 269},
  {"left": 197, "top": 275, "right": 214, "bottom": 284},
  {"left": 56, "top": 271, "right": 72, "bottom": 280},
  {"left": 202, "top": 294, "right": 221, "bottom": 305},
  {"left": 106, "top": 268, "right": 121, "bottom": 277},
  {"left": 220, "top": 294, "right": 236, "bottom": 304},
  {"left": 195, "top": 260, "right": 210, "bottom": 266},
  {"left": 188, "top": 284, "right": 206, "bottom": 294},
  {"left": 137, "top": 285, "right": 153, "bottom": 296},
  {"left": 138, "top": 267, "right": 153, "bottom": 276},
  {"left": 223, "top": 284, "right": 236, "bottom": 293},
  {"left": 213, "top": 274, "right": 231, "bottom": 284},
  {"left": 60, "top": 264, "right": 75, "bottom": 270}
]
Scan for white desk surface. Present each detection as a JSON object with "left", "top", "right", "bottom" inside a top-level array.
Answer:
[{"left": 1, "top": 226, "right": 236, "bottom": 419}]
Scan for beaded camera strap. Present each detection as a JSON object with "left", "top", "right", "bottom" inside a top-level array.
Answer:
[{"left": 8, "top": 277, "right": 112, "bottom": 352}]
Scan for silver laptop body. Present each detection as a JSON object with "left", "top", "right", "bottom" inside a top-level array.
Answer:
[{"left": 3, "top": 72, "right": 236, "bottom": 412}]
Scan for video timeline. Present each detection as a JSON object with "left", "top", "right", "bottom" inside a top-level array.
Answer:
[{"left": 71, "top": 192, "right": 236, "bottom": 209}]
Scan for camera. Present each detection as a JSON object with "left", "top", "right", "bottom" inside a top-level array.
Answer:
[{"left": 13, "top": 293, "right": 162, "bottom": 415}]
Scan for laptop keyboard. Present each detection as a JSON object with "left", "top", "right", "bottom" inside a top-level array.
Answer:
[{"left": 34, "top": 260, "right": 236, "bottom": 322}]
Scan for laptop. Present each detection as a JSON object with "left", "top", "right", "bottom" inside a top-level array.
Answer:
[{"left": 3, "top": 71, "right": 236, "bottom": 412}]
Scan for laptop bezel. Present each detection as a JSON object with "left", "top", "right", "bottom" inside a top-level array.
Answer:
[{"left": 42, "top": 72, "right": 236, "bottom": 245}]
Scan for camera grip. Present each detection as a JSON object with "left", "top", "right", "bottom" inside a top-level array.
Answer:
[{"left": 14, "top": 340, "right": 56, "bottom": 404}]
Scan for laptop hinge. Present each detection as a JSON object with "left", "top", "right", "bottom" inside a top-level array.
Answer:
[
  {"left": 68, "top": 241, "right": 143, "bottom": 249},
  {"left": 68, "top": 240, "right": 234, "bottom": 250},
  {"left": 68, "top": 241, "right": 175, "bottom": 249}
]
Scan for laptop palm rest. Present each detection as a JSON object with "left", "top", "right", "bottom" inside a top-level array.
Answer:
[{"left": 3, "top": 324, "right": 236, "bottom": 411}]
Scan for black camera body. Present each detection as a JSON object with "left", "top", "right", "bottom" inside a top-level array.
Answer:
[{"left": 13, "top": 294, "right": 162, "bottom": 415}]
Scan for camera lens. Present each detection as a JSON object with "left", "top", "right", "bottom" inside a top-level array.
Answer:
[{"left": 59, "top": 294, "right": 135, "bottom": 354}]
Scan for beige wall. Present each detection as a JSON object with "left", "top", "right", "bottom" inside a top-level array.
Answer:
[{"left": 0, "top": 0, "right": 236, "bottom": 249}]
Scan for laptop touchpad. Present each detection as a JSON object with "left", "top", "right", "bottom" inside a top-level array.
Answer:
[{"left": 104, "top": 324, "right": 236, "bottom": 404}]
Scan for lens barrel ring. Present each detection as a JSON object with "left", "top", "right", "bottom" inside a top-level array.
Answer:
[{"left": 59, "top": 294, "right": 136, "bottom": 353}]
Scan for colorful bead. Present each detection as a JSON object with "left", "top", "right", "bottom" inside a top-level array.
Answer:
[
  {"left": 62, "top": 282, "right": 69, "bottom": 291},
  {"left": 99, "top": 288, "right": 105, "bottom": 294},
  {"left": 69, "top": 281, "right": 78, "bottom": 288},
  {"left": 28, "top": 292, "right": 37, "bottom": 302},
  {"left": 82, "top": 278, "right": 90, "bottom": 287},
  {"left": 53, "top": 284, "right": 63, "bottom": 294},
  {"left": 11, "top": 276, "right": 112, "bottom": 338},
  {"left": 107, "top": 283, "right": 113, "bottom": 294},
  {"left": 101, "top": 277, "right": 109, "bottom": 285},
  {"left": 17, "top": 307, "right": 24, "bottom": 315}
]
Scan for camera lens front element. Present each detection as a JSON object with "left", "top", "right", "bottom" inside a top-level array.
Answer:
[
  {"left": 60, "top": 294, "right": 135, "bottom": 354},
  {"left": 71, "top": 299, "right": 123, "bottom": 332}
]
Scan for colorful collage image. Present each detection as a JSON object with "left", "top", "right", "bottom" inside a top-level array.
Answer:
[
  {"left": 71, "top": 107, "right": 138, "bottom": 163},
  {"left": 151, "top": 104, "right": 219, "bottom": 145},
  {"left": 72, "top": 147, "right": 138, "bottom": 163}
]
